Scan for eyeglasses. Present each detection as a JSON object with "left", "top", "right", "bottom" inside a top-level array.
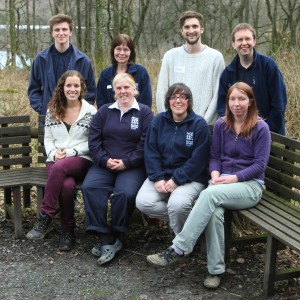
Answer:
[{"left": 170, "top": 94, "right": 188, "bottom": 101}]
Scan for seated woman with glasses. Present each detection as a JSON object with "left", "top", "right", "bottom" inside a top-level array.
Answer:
[{"left": 136, "top": 83, "right": 210, "bottom": 236}]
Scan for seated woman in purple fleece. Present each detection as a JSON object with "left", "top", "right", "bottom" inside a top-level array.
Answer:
[
  {"left": 82, "top": 73, "right": 154, "bottom": 265},
  {"left": 147, "top": 82, "right": 271, "bottom": 290}
]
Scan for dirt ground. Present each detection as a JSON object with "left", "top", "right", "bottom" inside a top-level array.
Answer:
[{"left": 1, "top": 206, "right": 300, "bottom": 300}]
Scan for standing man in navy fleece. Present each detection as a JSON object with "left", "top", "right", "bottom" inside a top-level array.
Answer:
[
  {"left": 28, "top": 14, "right": 96, "bottom": 115},
  {"left": 217, "top": 23, "right": 287, "bottom": 134}
]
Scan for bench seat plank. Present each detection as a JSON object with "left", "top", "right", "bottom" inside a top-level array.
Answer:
[{"left": 240, "top": 210, "right": 300, "bottom": 251}]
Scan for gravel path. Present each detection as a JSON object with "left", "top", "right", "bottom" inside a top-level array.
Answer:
[{"left": 0, "top": 212, "right": 299, "bottom": 300}]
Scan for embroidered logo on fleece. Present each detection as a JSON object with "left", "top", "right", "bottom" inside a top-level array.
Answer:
[
  {"left": 131, "top": 117, "right": 139, "bottom": 130},
  {"left": 186, "top": 132, "right": 193, "bottom": 147}
]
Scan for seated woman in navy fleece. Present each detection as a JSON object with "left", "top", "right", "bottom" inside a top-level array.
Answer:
[{"left": 82, "top": 73, "right": 154, "bottom": 265}]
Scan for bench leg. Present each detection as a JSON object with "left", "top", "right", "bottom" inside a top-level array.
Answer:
[
  {"left": 36, "top": 187, "right": 44, "bottom": 217},
  {"left": 23, "top": 186, "right": 31, "bottom": 208},
  {"left": 224, "top": 210, "right": 233, "bottom": 262},
  {"left": 13, "top": 187, "right": 23, "bottom": 238},
  {"left": 4, "top": 188, "right": 12, "bottom": 218},
  {"left": 263, "top": 233, "right": 278, "bottom": 296}
]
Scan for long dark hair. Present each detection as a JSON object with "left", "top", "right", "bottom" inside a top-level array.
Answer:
[{"left": 48, "top": 70, "right": 87, "bottom": 121}]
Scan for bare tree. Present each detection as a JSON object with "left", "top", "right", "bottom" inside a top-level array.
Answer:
[{"left": 279, "top": 0, "right": 300, "bottom": 48}]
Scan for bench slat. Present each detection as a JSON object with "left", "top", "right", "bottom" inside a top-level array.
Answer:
[
  {"left": 271, "top": 133, "right": 300, "bottom": 151},
  {"left": 0, "top": 136, "right": 31, "bottom": 146},
  {"left": 0, "top": 126, "right": 31, "bottom": 136},
  {"left": 266, "top": 167, "right": 300, "bottom": 190},
  {"left": 265, "top": 177, "right": 300, "bottom": 202},
  {"left": 268, "top": 156, "right": 300, "bottom": 177},
  {"left": 0, "top": 146, "right": 32, "bottom": 156},
  {"left": 262, "top": 192, "right": 300, "bottom": 218},
  {"left": 254, "top": 202, "right": 300, "bottom": 234},
  {"left": 0, "top": 157, "right": 32, "bottom": 167},
  {"left": 239, "top": 209, "right": 300, "bottom": 251},
  {"left": 0, "top": 115, "right": 30, "bottom": 125}
]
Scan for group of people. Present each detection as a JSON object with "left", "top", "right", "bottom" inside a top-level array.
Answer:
[{"left": 25, "top": 10, "right": 283, "bottom": 289}]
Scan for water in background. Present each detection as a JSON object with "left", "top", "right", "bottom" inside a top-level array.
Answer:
[{"left": 0, "top": 50, "right": 31, "bottom": 69}]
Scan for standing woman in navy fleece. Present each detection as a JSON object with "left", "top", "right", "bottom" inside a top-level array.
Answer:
[
  {"left": 96, "top": 34, "right": 152, "bottom": 108},
  {"left": 147, "top": 82, "right": 271, "bottom": 290},
  {"left": 82, "top": 73, "right": 154, "bottom": 265}
]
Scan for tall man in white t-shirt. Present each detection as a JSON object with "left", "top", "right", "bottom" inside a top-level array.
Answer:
[{"left": 155, "top": 11, "right": 225, "bottom": 125}]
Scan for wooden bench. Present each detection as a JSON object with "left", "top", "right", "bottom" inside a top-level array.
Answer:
[
  {"left": 225, "top": 131, "right": 300, "bottom": 296},
  {"left": 0, "top": 115, "right": 83, "bottom": 237},
  {"left": 0, "top": 116, "right": 47, "bottom": 237},
  {"left": 2, "top": 115, "right": 300, "bottom": 295}
]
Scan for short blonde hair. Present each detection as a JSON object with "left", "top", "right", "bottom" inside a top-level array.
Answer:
[{"left": 112, "top": 73, "right": 139, "bottom": 98}]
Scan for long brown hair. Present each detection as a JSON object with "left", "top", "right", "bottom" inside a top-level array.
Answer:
[
  {"left": 225, "top": 82, "right": 259, "bottom": 138},
  {"left": 48, "top": 70, "right": 87, "bottom": 121}
]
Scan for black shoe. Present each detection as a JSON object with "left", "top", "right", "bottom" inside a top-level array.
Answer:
[
  {"left": 26, "top": 214, "right": 52, "bottom": 239},
  {"left": 59, "top": 232, "right": 75, "bottom": 251}
]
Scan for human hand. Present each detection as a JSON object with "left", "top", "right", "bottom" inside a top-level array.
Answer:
[
  {"left": 107, "top": 158, "right": 126, "bottom": 171},
  {"left": 165, "top": 179, "right": 178, "bottom": 193},
  {"left": 212, "top": 175, "right": 238, "bottom": 185},
  {"left": 54, "top": 149, "right": 66, "bottom": 161},
  {"left": 154, "top": 180, "right": 168, "bottom": 193}
]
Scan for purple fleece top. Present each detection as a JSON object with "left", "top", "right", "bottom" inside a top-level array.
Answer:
[{"left": 209, "top": 117, "right": 271, "bottom": 182}]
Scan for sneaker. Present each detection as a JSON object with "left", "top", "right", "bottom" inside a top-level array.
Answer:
[
  {"left": 203, "top": 274, "right": 222, "bottom": 289},
  {"left": 59, "top": 232, "right": 75, "bottom": 251},
  {"left": 26, "top": 214, "right": 52, "bottom": 239},
  {"left": 147, "top": 247, "right": 183, "bottom": 267}
]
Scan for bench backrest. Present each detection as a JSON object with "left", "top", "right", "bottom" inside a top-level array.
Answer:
[
  {"left": 266, "top": 132, "right": 300, "bottom": 205},
  {"left": 0, "top": 115, "right": 32, "bottom": 169}
]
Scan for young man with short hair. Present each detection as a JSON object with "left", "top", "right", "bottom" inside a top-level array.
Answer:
[
  {"left": 217, "top": 23, "right": 287, "bottom": 134},
  {"left": 155, "top": 11, "right": 225, "bottom": 125},
  {"left": 28, "top": 14, "right": 96, "bottom": 115}
]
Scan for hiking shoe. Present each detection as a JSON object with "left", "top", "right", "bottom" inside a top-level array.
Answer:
[
  {"left": 59, "top": 232, "right": 76, "bottom": 251},
  {"left": 203, "top": 274, "right": 222, "bottom": 289},
  {"left": 147, "top": 247, "right": 183, "bottom": 266},
  {"left": 26, "top": 214, "right": 52, "bottom": 239}
]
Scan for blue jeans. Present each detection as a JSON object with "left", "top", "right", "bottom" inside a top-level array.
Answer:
[
  {"left": 173, "top": 180, "right": 263, "bottom": 274},
  {"left": 82, "top": 165, "right": 146, "bottom": 234}
]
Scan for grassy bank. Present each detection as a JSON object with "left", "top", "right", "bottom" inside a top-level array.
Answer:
[{"left": 0, "top": 49, "right": 299, "bottom": 137}]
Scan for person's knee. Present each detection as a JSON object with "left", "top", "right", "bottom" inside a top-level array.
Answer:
[
  {"left": 168, "top": 197, "right": 191, "bottom": 215},
  {"left": 210, "top": 207, "right": 225, "bottom": 224},
  {"left": 62, "top": 178, "right": 75, "bottom": 191},
  {"left": 135, "top": 192, "right": 145, "bottom": 212}
]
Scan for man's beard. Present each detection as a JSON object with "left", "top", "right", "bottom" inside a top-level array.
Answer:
[{"left": 185, "top": 35, "right": 200, "bottom": 45}]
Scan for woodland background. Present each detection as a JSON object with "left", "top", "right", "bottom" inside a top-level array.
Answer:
[{"left": 0, "top": 0, "right": 299, "bottom": 136}]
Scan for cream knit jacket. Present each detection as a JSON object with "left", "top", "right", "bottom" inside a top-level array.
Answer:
[{"left": 44, "top": 99, "right": 97, "bottom": 162}]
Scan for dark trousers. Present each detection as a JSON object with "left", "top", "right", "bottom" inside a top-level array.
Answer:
[
  {"left": 40, "top": 157, "right": 92, "bottom": 232},
  {"left": 82, "top": 165, "right": 146, "bottom": 234}
]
